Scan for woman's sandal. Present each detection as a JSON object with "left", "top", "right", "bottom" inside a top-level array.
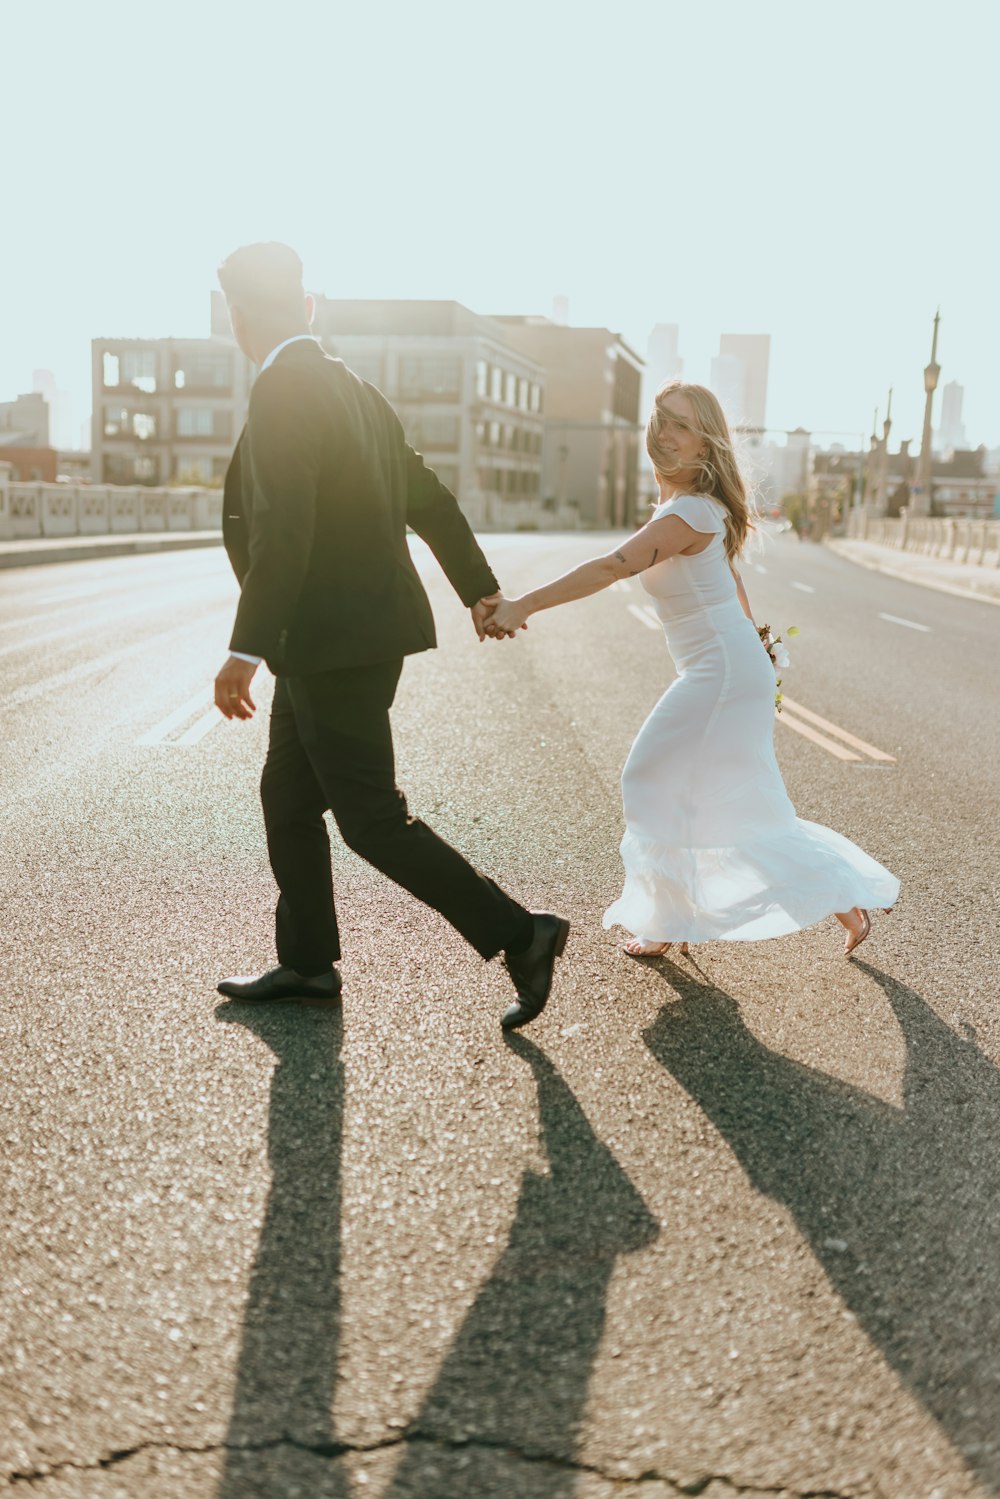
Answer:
[
  {"left": 844, "top": 906, "right": 894, "bottom": 957},
  {"left": 623, "top": 936, "right": 690, "bottom": 958}
]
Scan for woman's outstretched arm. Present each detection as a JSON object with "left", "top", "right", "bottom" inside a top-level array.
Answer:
[{"left": 487, "top": 514, "right": 697, "bottom": 634}]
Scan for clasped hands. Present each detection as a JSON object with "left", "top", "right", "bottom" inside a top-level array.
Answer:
[{"left": 470, "top": 592, "right": 529, "bottom": 642}]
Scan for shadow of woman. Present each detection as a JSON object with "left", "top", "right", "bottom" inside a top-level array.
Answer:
[
  {"left": 213, "top": 1000, "right": 348, "bottom": 1499},
  {"left": 384, "top": 1035, "right": 659, "bottom": 1498},
  {"left": 642, "top": 958, "right": 1000, "bottom": 1492}
]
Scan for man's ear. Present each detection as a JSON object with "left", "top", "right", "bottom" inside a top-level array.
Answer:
[{"left": 305, "top": 293, "right": 316, "bottom": 327}]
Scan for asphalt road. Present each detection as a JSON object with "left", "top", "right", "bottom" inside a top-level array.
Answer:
[{"left": 1, "top": 529, "right": 998, "bottom": 1499}]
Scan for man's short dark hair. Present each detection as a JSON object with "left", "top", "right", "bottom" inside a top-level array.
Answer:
[{"left": 218, "top": 241, "right": 305, "bottom": 319}]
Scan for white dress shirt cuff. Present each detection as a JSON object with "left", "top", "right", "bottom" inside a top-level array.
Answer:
[{"left": 231, "top": 651, "right": 262, "bottom": 665}]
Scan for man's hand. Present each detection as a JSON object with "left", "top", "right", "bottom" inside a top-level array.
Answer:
[
  {"left": 214, "top": 656, "right": 259, "bottom": 720},
  {"left": 471, "top": 593, "right": 503, "bottom": 642}
]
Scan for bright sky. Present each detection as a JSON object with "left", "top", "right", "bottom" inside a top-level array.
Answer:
[{"left": 3, "top": 0, "right": 996, "bottom": 449}]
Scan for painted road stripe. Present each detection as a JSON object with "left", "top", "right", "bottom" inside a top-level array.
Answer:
[
  {"left": 792, "top": 581, "right": 815, "bottom": 593},
  {"left": 878, "top": 611, "right": 931, "bottom": 633},
  {"left": 137, "top": 689, "right": 214, "bottom": 746},
  {"left": 627, "top": 603, "right": 661, "bottom": 631},
  {"left": 175, "top": 708, "right": 224, "bottom": 746},
  {"left": 780, "top": 696, "right": 896, "bottom": 762},
  {"left": 778, "top": 713, "right": 861, "bottom": 762}
]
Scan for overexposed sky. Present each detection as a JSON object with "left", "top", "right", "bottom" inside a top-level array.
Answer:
[{"left": 3, "top": 0, "right": 997, "bottom": 448}]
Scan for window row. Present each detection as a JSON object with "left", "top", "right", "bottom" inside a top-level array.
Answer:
[
  {"left": 479, "top": 468, "right": 541, "bottom": 496},
  {"left": 102, "top": 350, "right": 234, "bottom": 394},
  {"left": 476, "top": 420, "right": 542, "bottom": 455},
  {"left": 103, "top": 407, "right": 232, "bottom": 440},
  {"left": 475, "top": 361, "right": 542, "bottom": 414}
]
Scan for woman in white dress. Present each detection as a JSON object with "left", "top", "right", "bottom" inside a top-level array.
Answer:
[{"left": 487, "top": 381, "right": 899, "bottom": 957}]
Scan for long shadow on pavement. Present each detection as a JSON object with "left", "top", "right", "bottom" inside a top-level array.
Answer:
[
  {"left": 642, "top": 957, "right": 1000, "bottom": 1493},
  {"left": 214, "top": 1001, "right": 347, "bottom": 1499},
  {"left": 384, "top": 1034, "right": 659, "bottom": 1498}
]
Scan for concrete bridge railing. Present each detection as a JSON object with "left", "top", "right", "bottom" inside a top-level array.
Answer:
[
  {"left": 0, "top": 466, "right": 579, "bottom": 543},
  {"left": 0, "top": 470, "right": 224, "bottom": 541},
  {"left": 847, "top": 507, "right": 1000, "bottom": 568}
]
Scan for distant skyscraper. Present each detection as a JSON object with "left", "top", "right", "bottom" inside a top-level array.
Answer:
[
  {"left": 714, "top": 333, "right": 770, "bottom": 430},
  {"left": 32, "top": 368, "right": 75, "bottom": 450},
  {"left": 709, "top": 352, "right": 746, "bottom": 429},
  {"left": 551, "top": 295, "right": 570, "bottom": 326},
  {"left": 642, "top": 323, "right": 683, "bottom": 418},
  {"left": 937, "top": 379, "right": 966, "bottom": 451}
]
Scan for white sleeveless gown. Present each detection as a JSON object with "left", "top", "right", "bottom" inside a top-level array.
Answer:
[{"left": 602, "top": 494, "right": 899, "bottom": 942}]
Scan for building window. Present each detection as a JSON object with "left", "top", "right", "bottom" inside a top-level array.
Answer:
[
  {"left": 176, "top": 408, "right": 230, "bottom": 439},
  {"left": 504, "top": 372, "right": 516, "bottom": 406},
  {"left": 122, "top": 350, "right": 157, "bottom": 394},
  {"left": 409, "top": 413, "right": 460, "bottom": 450},
  {"left": 530, "top": 383, "right": 542, "bottom": 414},
  {"left": 489, "top": 420, "right": 501, "bottom": 447},
  {"left": 399, "top": 356, "right": 462, "bottom": 401},
  {"left": 104, "top": 405, "right": 129, "bottom": 437},
  {"left": 490, "top": 366, "right": 502, "bottom": 402},
  {"left": 133, "top": 413, "right": 156, "bottom": 441},
  {"left": 517, "top": 377, "right": 529, "bottom": 411},
  {"left": 103, "top": 353, "right": 120, "bottom": 388},
  {"left": 173, "top": 354, "right": 231, "bottom": 391},
  {"left": 175, "top": 456, "right": 213, "bottom": 484},
  {"left": 476, "top": 360, "right": 488, "bottom": 399}
]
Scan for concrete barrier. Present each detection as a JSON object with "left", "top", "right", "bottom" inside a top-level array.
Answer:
[{"left": 849, "top": 508, "right": 1000, "bottom": 568}]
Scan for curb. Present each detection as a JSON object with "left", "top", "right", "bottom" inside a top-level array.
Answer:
[
  {"left": 0, "top": 533, "right": 224, "bottom": 570},
  {"left": 824, "top": 539, "right": 1000, "bottom": 608}
]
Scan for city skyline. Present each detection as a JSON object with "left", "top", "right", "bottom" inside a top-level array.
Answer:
[{"left": 2, "top": 1, "right": 995, "bottom": 452}]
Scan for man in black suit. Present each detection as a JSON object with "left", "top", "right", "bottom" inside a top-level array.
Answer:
[{"left": 213, "top": 242, "right": 566, "bottom": 1031}]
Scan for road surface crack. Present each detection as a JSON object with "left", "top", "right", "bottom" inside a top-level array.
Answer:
[{"left": 4, "top": 1431, "right": 858, "bottom": 1496}]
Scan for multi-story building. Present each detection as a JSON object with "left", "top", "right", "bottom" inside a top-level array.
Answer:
[
  {"left": 491, "top": 317, "right": 644, "bottom": 527},
  {"left": 308, "top": 298, "right": 545, "bottom": 512},
  {"left": 91, "top": 337, "right": 254, "bottom": 486},
  {"left": 0, "top": 391, "right": 50, "bottom": 446},
  {"left": 936, "top": 379, "right": 967, "bottom": 452},
  {"left": 712, "top": 333, "right": 771, "bottom": 431},
  {"left": 642, "top": 323, "right": 683, "bottom": 414}
]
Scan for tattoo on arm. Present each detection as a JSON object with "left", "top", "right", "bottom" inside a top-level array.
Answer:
[{"left": 616, "top": 547, "right": 659, "bottom": 577}]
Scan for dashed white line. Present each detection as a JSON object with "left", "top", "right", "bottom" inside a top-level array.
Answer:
[
  {"left": 627, "top": 603, "right": 661, "bottom": 632},
  {"left": 878, "top": 612, "right": 931, "bottom": 633},
  {"left": 778, "top": 713, "right": 861, "bottom": 762},
  {"left": 792, "top": 581, "right": 815, "bottom": 594}
]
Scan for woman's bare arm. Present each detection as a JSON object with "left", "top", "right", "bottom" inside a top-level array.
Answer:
[
  {"left": 488, "top": 514, "right": 700, "bottom": 633},
  {"left": 732, "top": 564, "right": 755, "bottom": 625}
]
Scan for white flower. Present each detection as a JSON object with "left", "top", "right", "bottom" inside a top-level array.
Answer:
[{"left": 772, "top": 643, "right": 790, "bottom": 670}]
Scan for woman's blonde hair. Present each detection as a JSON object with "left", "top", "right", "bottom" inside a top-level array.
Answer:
[{"left": 646, "top": 380, "right": 757, "bottom": 562}]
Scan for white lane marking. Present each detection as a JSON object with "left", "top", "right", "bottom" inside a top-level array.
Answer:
[
  {"left": 792, "top": 581, "right": 815, "bottom": 593},
  {"left": 778, "top": 712, "right": 861, "bottom": 762},
  {"left": 174, "top": 708, "right": 224, "bottom": 747},
  {"left": 780, "top": 696, "right": 896, "bottom": 763},
  {"left": 137, "top": 689, "right": 215, "bottom": 746},
  {"left": 627, "top": 603, "right": 661, "bottom": 631},
  {"left": 878, "top": 611, "right": 931, "bottom": 633}
]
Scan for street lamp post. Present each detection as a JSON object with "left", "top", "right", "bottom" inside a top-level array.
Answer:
[{"left": 910, "top": 310, "right": 941, "bottom": 517}]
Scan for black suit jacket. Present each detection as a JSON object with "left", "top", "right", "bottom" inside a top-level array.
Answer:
[{"left": 222, "top": 340, "right": 499, "bottom": 675}]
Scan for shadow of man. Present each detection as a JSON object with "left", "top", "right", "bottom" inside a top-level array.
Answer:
[
  {"left": 385, "top": 1035, "right": 659, "bottom": 1498},
  {"left": 214, "top": 1001, "right": 348, "bottom": 1499},
  {"left": 643, "top": 958, "right": 1000, "bottom": 1492}
]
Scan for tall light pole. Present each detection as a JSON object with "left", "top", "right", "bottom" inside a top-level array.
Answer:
[
  {"left": 874, "top": 387, "right": 892, "bottom": 515},
  {"left": 910, "top": 310, "right": 941, "bottom": 516}
]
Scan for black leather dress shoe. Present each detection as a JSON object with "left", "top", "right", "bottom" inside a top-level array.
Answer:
[
  {"left": 500, "top": 912, "right": 570, "bottom": 1031},
  {"left": 217, "top": 965, "right": 342, "bottom": 1004}
]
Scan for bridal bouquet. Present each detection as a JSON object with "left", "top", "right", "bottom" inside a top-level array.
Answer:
[{"left": 757, "top": 623, "right": 799, "bottom": 713}]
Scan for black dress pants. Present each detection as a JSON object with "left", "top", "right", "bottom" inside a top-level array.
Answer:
[{"left": 260, "top": 660, "right": 530, "bottom": 975}]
